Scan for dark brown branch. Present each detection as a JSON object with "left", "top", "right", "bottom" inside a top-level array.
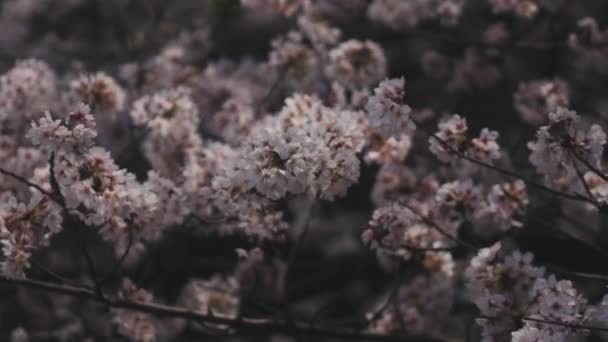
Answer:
[
  {"left": 570, "top": 150, "right": 600, "bottom": 208},
  {"left": 0, "top": 167, "right": 56, "bottom": 200},
  {"left": 519, "top": 316, "right": 608, "bottom": 333},
  {"left": 401, "top": 202, "right": 479, "bottom": 251},
  {"left": 0, "top": 275, "right": 442, "bottom": 342},
  {"left": 546, "top": 264, "right": 608, "bottom": 282},
  {"left": 572, "top": 151, "right": 608, "bottom": 183},
  {"left": 362, "top": 270, "right": 407, "bottom": 332}
]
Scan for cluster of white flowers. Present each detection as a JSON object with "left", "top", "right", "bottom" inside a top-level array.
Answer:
[
  {"left": 67, "top": 72, "right": 126, "bottom": 115},
  {"left": 327, "top": 40, "right": 387, "bottom": 90},
  {"left": 297, "top": 9, "right": 342, "bottom": 49},
  {"left": 363, "top": 78, "right": 414, "bottom": 166},
  {"left": 528, "top": 107, "right": 606, "bottom": 190},
  {"left": 370, "top": 164, "right": 421, "bottom": 206},
  {"left": 365, "top": 135, "right": 412, "bottom": 165},
  {"left": 0, "top": 136, "right": 45, "bottom": 197},
  {"left": 429, "top": 114, "right": 469, "bottom": 162},
  {"left": 130, "top": 87, "right": 202, "bottom": 179},
  {"left": 0, "top": 59, "right": 56, "bottom": 123},
  {"left": 430, "top": 114, "right": 502, "bottom": 164},
  {"left": 269, "top": 31, "right": 320, "bottom": 88},
  {"left": 465, "top": 243, "right": 593, "bottom": 342},
  {"left": 367, "top": 0, "right": 466, "bottom": 29},
  {"left": 0, "top": 192, "right": 63, "bottom": 278},
  {"left": 177, "top": 138, "right": 287, "bottom": 241},
  {"left": 366, "top": 78, "right": 413, "bottom": 139},
  {"left": 488, "top": 0, "right": 539, "bottom": 18},
  {"left": 473, "top": 180, "right": 528, "bottom": 232},
  {"left": 130, "top": 87, "right": 198, "bottom": 140},
  {"left": 114, "top": 279, "right": 159, "bottom": 342},
  {"left": 513, "top": 276, "right": 589, "bottom": 341},
  {"left": 364, "top": 176, "right": 528, "bottom": 264},
  {"left": 0, "top": 59, "right": 67, "bottom": 278},
  {"left": 193, "top": 61, "right": 262, "bottom": 115},
  {"left": 239, "top": 94, "right": 367, "bottom": 200},
  {"left": 118, "top": 31, "right": 209, "bottom": 97},
  {"left": 26, "top": 104, "right": 191, "bottom": 261},
  {"left": 568, "top": 17, "right": 608, "bottom": 75},
  {"left": 362, "top": 202, "right": 452, "bottom": 263},
  {"left": 469, "top": 128, "right": 502, "bottom": 163},
  {"left": 437, "top": 179, "right": 528, "bottom": 232},
  {"left": 209, "top": 99, "right": 255, "bottom": 146},
  {"left": 435, "top": 179, "right": 482, "bottom": 218},
  {"left": 466, "top": 243, "right": 545, "bottom": 341},
  {"left": 26, "top": 104, "right": 97, "bottom": 154},
  {"left": 364, "top": 162, "right": 469, "bottom": 331},
  {"left": 513, "top": 79, "right": 570, "bottom": 125},
  {"left": 180, "top": 276, "right": 240, "bottom": 331}
]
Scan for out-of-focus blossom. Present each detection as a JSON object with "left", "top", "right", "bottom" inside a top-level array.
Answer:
[
  {"left": 327, "top": 40, "right": 387, "bottom": 90},
  {"left": 68, "top": 72, "right": 126, "bottom": 115},
  {"left": 514, "top": 79, "right": 570, "bottom": 125},
  {"left": 489, "top": 0, "right": 539, "bottom": 18},
  {"left": 367, "top": 0, "right": 466, "bottom": 29},
  {"left": 528, "top": 107, "right": 606, "bottom": 190}
]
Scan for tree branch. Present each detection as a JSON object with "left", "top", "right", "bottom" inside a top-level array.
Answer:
[
  {"left": 0, "top": 275, "right": 443, "bottom": 342},
  {"left": 419, "top": 123, "right": 595, "bottom": 206}
]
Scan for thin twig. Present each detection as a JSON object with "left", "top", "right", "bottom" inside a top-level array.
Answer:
[
  {"left": 420, "top": 123, "right": 595, "bottom": 206},
  {"left": 282, "top": 197, "right": 316, "bottom": 331},
  {"left": 478, "top": 313, "right": 608, "bottom": 333},
  {"left": 570, "top": 150, "right": 600, "bottom": 208},
  {"left": 546, "top": 264, "right": 608, "bottom": 282},
  {"left": 573, "top": 151, "right": 608, "bottom": 183},
  {"left": 0, "top": 167, "right": 56, "bottom": 200},
  {"left": 101, "top": 229, "right": 134, "bottom": 286},
  {"left": 29, "top": 259, "right": 90, "bottom": 290},
  {"left": 362, "top": 270, "right": 408, "bottom": 332},
  {"left": 74, "top": 223, "right": 104, "bottom": 298},
  {"left": 401, "top": 202, "right": 479, "bottom": 251},
  {"left": 308, "top": 258, "right": 371, "bottom": 329}
]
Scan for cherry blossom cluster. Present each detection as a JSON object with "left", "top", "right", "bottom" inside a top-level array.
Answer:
[
  {"left": 363, "top": 177, "right": 527, "bottom": 260},
  {"left": 367, "top": 0, "right": 466, "bottom": 29},
  {"left": 241, "top": 94, "right": 367, "bottom": 200},
  {"left": 513, "top": 79, "right": 570, "bottom": 125},
  {"left": 568, "top": 18, "right": 608, "bottom": 75},
  {"left": 528, "top": 107, "right": 606, "bottom": 191},
  {"left": 3, "top": 1, "right": 608, "bottom": 342},
  {"left": 430, "top": 114, "right": 502, "bottom": 164},
  {"left": 466, "top": 243, "right": 592, "bottom": 342},
  {"left": 25, "top": 104, "right": 190, "bottom": 264}
]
